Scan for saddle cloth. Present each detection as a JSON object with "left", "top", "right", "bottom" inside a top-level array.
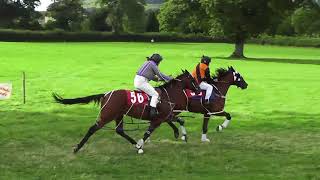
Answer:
[
  {"left": 185, "top": 89, "right": 215, "bottom": 102},
  {"left": 126, "top": 90, "right": 150, "bottom": 106}
]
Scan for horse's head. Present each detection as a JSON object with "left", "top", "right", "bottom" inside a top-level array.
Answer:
[
  {"left": 177, "top": 70, "right": 201, "bottom": 94},
  {"left": 213, "top": 67, "right": 248, "bottom": 89},
  {"left": 228, "top": 66, "right": 248, "bottom": 89}
]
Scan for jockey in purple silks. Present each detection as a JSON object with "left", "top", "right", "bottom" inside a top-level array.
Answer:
[{"left": 134, "top": 53, "right": 172, "bottom": 118}]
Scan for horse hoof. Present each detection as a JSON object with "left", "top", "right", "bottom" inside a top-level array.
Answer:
[
  {"left": 73, "top": 147, "right": 79, "bottom": 154},
  {"left": 135, "top": 139, "right": 144, "bottom": 149},
  {"left": 201, "top": 138, "right": 210, "bottom": 142},
  {"left": 181, "top": 135, "right": 187, "bottom": 142},
  {"left": 216, "top": 125, "right": 223, "bottom": 132},
  {"left": 137, "top": 149, "right": 144, "bottom": 154}
]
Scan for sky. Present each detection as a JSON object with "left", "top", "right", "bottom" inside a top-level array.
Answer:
[{"left": 35, "top": 0, "right": 53, "bottom": 11}]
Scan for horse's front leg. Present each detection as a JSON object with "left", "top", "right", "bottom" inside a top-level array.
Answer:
[
  {"left": 214, "top": 111, "right": 232, "bottom": 132},
  {"left": 167, "top": 121, "right": 179, "bottom": 139},
  {"left": 201, "top": 114, "right": 211, "bottom": 142},
  {"left": 171, "top": 116, "right": 187, "bottom": 142},
  {"left": 135, "top": 119, "right": 162, "bottom": 154}
]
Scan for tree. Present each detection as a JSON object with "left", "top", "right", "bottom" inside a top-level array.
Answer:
[
  {"left": 203, "top": 0, "right": 312, "bottom": 58},
  {"left": 158, "top": 0, "right": 209, "bottom": 34},
  {"left": 145, "top": 9, "right": 159, "bottom": 32},
  {"left": 291, "top": 1, "right": 320, "bottom": 36},
  {"left": 158, "top": 0, "right": 307, "bottom": 58},
  {"left": 100, "top": 0, "right": 146, "bottom": 33},
  {"left": 85, "top": 7, "right": 112, "bottom": 31},
  {"left": 200, "top": 0, "right": 277, "bottom": 58},
  {"left": 47, "top": 0, "right": 85, "bottom": 31},
  {"left": 0, "top": 0, "right": 41, "bottom": 29}
]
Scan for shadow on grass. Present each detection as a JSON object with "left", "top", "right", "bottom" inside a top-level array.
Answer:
[
  {"left": 2, "top": 109, "right": 320, "bottom": 133},
  {"left": 216, "top": 56, "right": 320, "bottom": 65},
  {"left": 0, "top": 108, "right": 149, "bottom": 134}
]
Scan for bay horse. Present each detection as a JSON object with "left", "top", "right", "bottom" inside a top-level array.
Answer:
[
  {"left": 170, "top": 66, "right": 248, "bottom": 142},
  {"left": 52, "top": 70, "right": 200, "bottom": 154}
]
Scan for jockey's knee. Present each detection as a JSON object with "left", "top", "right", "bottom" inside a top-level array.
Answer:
[{"left": 152, "top": 91, "right": 159, "bottom": 98}]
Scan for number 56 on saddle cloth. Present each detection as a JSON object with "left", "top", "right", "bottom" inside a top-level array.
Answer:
[{"left": 126, "top": 90, "right": 150, "bottom": 106}]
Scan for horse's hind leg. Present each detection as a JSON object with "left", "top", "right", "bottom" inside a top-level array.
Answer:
[
  {"left": 74, "top": 123, "right": 101, "bottom": 153},
  {"left": 115, "top": 116, "right": 137, "bottom": 145},
  {"left": 201, "top": 114, "right": 211, "bottom": 142},
  {"left": 136, "top": 119, "right": 162, "bottom": 154}
]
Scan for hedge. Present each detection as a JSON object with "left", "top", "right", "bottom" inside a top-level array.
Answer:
[
  {"left": 248, "top": 35, "right": 320, "bottom": 48},
  {"left": 1, "top": 29, "right": 319, "bottom": 48},
  {"left": 0, "top": 29, "right": 229, "bottom": 43}
]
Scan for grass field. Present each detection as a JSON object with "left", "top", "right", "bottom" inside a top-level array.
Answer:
[{"left": 0, "top": 42, "right": 320, "bottom": 179}]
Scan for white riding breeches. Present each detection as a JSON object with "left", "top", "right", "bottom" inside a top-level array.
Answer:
[
  {"left": 199, "top": 81, "right": 213, "bottom": 100},
  {"left": 134, "top": 75, "right": 159, "bottom": 107}
]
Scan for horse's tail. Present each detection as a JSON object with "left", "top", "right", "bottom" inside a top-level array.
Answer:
[{"left": 52, "top": 92, "right": 104, "bottom": 105}]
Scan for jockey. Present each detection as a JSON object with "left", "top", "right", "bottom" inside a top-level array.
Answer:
[
  {"left": 134, "top": 53, "right": 172, "bottom": 118},
  {"left": 192, "top": 55, "right": 213, "bottom": 104}
]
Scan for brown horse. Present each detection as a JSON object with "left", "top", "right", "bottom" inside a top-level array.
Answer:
[
  {"left": 170, "top": 66, "right": 248, "bottom": 142},
  {"left": 52, "top": 70, "right": 200, "bottom": 154}
]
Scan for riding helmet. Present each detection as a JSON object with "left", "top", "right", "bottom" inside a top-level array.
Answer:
[
  {"left": 201, "top": 55, "right": 211, "bottom": 65},
  {"left": 148, "top": 53, "right": 163, "bottom": 64}
]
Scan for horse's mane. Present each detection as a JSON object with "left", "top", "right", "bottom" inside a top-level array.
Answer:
[
  {"left": 156, "top": 72, "right": 186, "bottom": 89},
  {"left": 212, "top": 68, "right": 229, "bottom": 79}
]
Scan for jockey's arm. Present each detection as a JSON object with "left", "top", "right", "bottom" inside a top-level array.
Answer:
[
  {"left": 204, "top": 68, "right": 212, "bottom": 82},
  {"left": 151, "top": 64, "right": 172, "bottom": 82}
]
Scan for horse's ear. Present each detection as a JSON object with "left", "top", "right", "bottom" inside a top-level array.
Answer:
[
  {"left": 181, "top": 69, "right": 185, "bottom": 73},
  {"left": 230, "top": 66, "right": 235, "bottom": 71},
  {"left": 184, "top": 69, "right": 189, "bottom": 74}
]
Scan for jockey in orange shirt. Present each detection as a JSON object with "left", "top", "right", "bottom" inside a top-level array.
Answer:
[{"left": 191, "top": 56, "right": 213, "bottom": 104}]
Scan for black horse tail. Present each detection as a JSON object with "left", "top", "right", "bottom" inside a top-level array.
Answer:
[{"left": 52, "top": 92, "right": 104, "bottom": 105}]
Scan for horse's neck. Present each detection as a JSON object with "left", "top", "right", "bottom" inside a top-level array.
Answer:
[
  {"left": 162, "top": 85, "right": 187, "bottom": 109},
  {"left": 213, "top": 81, "right": 232, "bottom": 96}
]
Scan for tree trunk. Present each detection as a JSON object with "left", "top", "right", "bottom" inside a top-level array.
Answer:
[{"left": 230, "top": 38, "right": 246, "bottom": 59}]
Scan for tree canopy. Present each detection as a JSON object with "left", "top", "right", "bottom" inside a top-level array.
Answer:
[
  {"left": 159, "top": 0, "right": 305, "bottom": 58},
  {"left": 47, "top": 0, "right": 85, "bottom": 31},
  {"left": 100, "top": 0, "right": 146, "bottom": 33},
  {"left": 0, "top": 0, "right": 41, "bottom": 29}
]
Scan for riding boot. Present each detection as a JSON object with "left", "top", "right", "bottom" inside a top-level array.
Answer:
[
  {"left": 203, "top": 99, "right": 211, "bottom": 109},
  {"left": 149, "top": 107, "right": 158, "bottom": 118},
  {"left": 204, "top": 99, "right": 210, "bottom": 104}
]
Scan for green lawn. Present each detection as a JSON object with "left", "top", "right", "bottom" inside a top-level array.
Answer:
[{"left": 0, "top": 42, "right": 320, "bottom": 179}]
